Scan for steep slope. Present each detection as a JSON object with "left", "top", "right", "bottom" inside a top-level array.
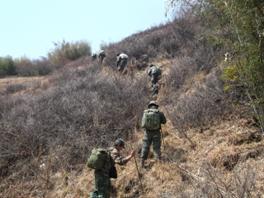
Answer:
[
  {"left": 1, "top": 13, "right": 264, "bottom": 198},
  {"left": 46, "top": 61, "right": 264, "bottom": 198}
]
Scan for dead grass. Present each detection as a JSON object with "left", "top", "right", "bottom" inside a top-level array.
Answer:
[
  {"left": 0, "top": 76, "right": 49, "bottom": 95},
  {"left": 41, "top": 117, "right": 264, "bottom": 198}
]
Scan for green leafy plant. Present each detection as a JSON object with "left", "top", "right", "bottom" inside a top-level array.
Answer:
[
  {"left": 0, "top": 56, "right": 16, "bottom": 77},
  {"left": 168, "top": 0, "right": 264, "bottom": 132}
]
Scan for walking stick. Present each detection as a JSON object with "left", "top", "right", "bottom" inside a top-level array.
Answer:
[
  {"left": 128, "top": 144, "right": 144, "bottom": 192},
  {"left": 161, "top": 127, "right": 165, "bottom": 151}
]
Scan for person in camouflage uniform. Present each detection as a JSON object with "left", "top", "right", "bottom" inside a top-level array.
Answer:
[
  {"left": 147, "top": 64, "right": 161, "bottom": 85},
  {"left": 90, "top": 155, "right": 112, "bottom": 198},
  {"left": 141, "top": 101, "right": 166, "bottom": 168},
  {"left": 116, "top": 53, "right": 129, "bottom": 72},
  {"left": 90, "top": 138, "right": 134, "bottom": 198},
  {"left": 98, "top": 50, "right": 106, "bottom": 64},
  {"left": 110, "top": 138, "right": 135, "bottom": 165},
  {"left": 92, "top": 53, "right": 97, "bottom": 61},
  {"left": 151, "top": 83, "right": 159, "bottom": 97}
]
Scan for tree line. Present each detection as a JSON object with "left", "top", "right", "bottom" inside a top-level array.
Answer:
[{"left": 0, "top": 40, "right": 91, "bottom": 77}]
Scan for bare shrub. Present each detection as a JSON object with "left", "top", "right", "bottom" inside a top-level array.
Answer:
[
  {"left": 102, "top": 16, "right": 199, "bottom": 68},
  {"left": 164, "top": 57, "right": 198, "bottom": 92},
  {"left": 161, "top": 162, "right": 257, "bottom": 198},
  {"left": 5, "top": 83, "right": 27, "bottom": 94},
  {"left": 0, "top": 63, "right": 148, "bottom": 195},
  {"left": 15, "top": 57, "right": 54, "bottom": 76},
  {"left": 192, "top": 164, "right": 256, "bottom": 198},
  {"left": 48, "top": 40, "right": 91, "bottom": 66},
  {"left": 163, "top": 64, "right": 229, "bottom": 131}
]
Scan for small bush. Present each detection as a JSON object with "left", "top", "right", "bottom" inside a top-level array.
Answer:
[
  {"left": 48, "top": 40, "right": 91, "bottom": 65},
  {"left": 15, "top": 57, "right": 53, "bottom": 76},
  {"left": 5, "top": 83, "right": 27, "bottom": 94},
  {"left": 0, "top": 56, "right": 16, "bottom": 77}
]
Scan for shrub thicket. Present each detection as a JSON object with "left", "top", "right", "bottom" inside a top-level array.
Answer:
[
  {"left": 157, "top": 14, "right": 228, "bottom": 131},
  {"left": 5, "top": 83, "right": 27, "bottom": 94},
  {"left": 168, "top": 0, "right": 264, "bottom": 132},
  {"left": 0, "top": 64, "right": 148, "bottom": 192},
  {"left": 0, "top": 40, "right": 91, "bottom": 78},
  {"left": 48, "top": 40, "right": 91, "bottom": 65},
  {"left": 15, "top": 57, "right": 53, "bottom": 76},
  {"left": 0, "top": 56, "right": 16, "bottom": 77},
  {"left": 102, "top": 15, "right": 198, "bottom": 68},
  {"left": 162, "top": 56, "right": 228, "bottom": 132}
]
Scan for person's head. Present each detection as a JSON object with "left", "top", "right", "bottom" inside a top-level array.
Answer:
[
  {"left": 148, "top": 101, "right": 159, "bottom": 109},
  {"left": 149, "top": 64, "right": 155, "bottom": 67},
  {"left": 114, "top": 138, "right": 125, "bottom": 150}
]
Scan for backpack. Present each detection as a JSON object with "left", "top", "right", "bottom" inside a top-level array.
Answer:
[
  {"left": 109, "top": 160, "right": 117, "bottom": 178},
  {"left": 142, "top": 109, "right": 161, "bottom": 130},
  {"left": 152, "top": 67, "right": 161, "bottom": 77},
  {"left": 87, "top": 148, "right": 110, "bottom": 170}
]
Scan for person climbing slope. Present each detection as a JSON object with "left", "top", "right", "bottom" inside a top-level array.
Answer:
[
  {"left": 87, "top": 138, "right": 134, "bottom": 198},
  {"left": 147, "top": 64, "right": 161, "bottom": 85},
  {"left": 141, "top": 101, "right": 166, "bottom": 168},
  {"left": 116, "top": 53, "right": 129, "bottom": 72}
]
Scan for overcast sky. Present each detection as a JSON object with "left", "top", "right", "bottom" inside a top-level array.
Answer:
[{"left": 0, "top": 0, "right": 171, "bottom": 59}]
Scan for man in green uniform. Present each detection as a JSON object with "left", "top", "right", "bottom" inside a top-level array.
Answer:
[
  {"left": 147, "top": 64, "right": 161, "bottom": 85},
  {"left": 89, "top": 138, "right": 134, "bottom": 198},
  {"left": 98, "top": 50, "right": 106, "bottom": 64},
  {"left": 141, "top": 101, "right": 166, "bottom": 168},
  {"left": 89, "top": 149, "right": 112, "bottom": 198},
  {"left": 116, "top": 53, "right": 129, "bottom": 72}
]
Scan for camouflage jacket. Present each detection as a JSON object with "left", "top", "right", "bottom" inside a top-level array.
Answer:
[
  {"left": 141, "top": 108, "right": 167, "bottom": 130},
  {"left": 109, "top": 147, "right": 129, "bottom": 166},
  {"left": 147, "top": 66, "right": 161, "bottom": 77}
]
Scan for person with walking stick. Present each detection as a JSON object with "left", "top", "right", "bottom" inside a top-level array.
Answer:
[
  {"left": 87, "top": 138, "right": 135, "bottom": 198},
  {"left": 110, "top": 138, "right": 135, "bottom": 166}
]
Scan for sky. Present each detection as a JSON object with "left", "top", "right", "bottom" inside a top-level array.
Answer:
[{"left": 0, "top": 0, "right": 171, "bottom": 59}]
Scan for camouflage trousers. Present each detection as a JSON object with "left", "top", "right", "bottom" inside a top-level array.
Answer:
[
  {"left": 117, "top": 59, "right": 128, "bottom": 72},
  {"left": 99, "top": 56, "right": 105, "bottom": 64},
  {"left": 150, "top": 75, "right": 159, "bottom": 85},
  {"left": 141, "top": 130, "right": 161, "bottom": 160},
  {"left": 151, "top": 83, "right": 159, "bottom": 96},
  {"left": 90, "top": 171, "right": 111, "bottom": 198}
]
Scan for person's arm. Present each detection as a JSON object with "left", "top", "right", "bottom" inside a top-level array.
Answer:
[
  {"left": 141, "top": 111, "right": 146, "bottom": 128},
  {"left": 111, "top": 150, "right": 135, "bottom": 166},
  {"left": 147, "top": 68, "right": 152, "bottom": 76},
  {"left": 116, "top": 57, "right": 121, "bottom": 67},
  {"left": 120, "top": 150, "right": 135, "bottom": 165},
  {"left": 160, "top": 112, "right": 167, "bottom": 124}
]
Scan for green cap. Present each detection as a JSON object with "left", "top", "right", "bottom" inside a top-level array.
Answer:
[{"left": 114, "top": 138, "right": 125, "bottom": 148}]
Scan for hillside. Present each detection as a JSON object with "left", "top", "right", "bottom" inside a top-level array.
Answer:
[
  {"left": 1, "top": 6, "right": 264, "bottom": 198},
  {"left": 45, "top": 62, "right": 264, "bottom": 198}
]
